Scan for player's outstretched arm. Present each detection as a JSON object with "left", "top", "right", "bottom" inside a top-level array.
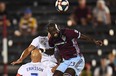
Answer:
[
  {"left": 80, "top": 34, "right": 103, "bottom": 46},
  {"left": 11, "top": 45, "right": 36, "bottom": 65},
  {"left": 16, "top": 73, "right": 21, "bottom": 76}
]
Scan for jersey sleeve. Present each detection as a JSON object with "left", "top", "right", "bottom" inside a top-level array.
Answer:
[
  {"left": 17, "top": 65, "right": 24, "bottom": 75},
  {"left": 30, "top": 37, "right": 40, "bottom": 47}
]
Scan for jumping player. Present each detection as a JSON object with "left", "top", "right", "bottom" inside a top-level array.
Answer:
[
  {"left": 16, "top": 49, "right": 49, "bottom": 76},
  {"left": 11, "top": 35, "right": 58, "bottom": 76},
  {"left": 47, "top": 23, "right": 103, "bottom": 76}
]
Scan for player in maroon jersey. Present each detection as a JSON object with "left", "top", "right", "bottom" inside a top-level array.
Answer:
[{"left": 47, "top": 23, "right": 103, "bottom": 76}]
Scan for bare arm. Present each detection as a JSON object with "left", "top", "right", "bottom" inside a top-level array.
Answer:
[
  {"left": 11, "top": 45, "right": 35, "bottom": 65},
  {"left": 16, "top": 73, "right": 21, "bottom": 76},
  {"left": 80, "top": 34, "right": 103, "bottom": 46}
]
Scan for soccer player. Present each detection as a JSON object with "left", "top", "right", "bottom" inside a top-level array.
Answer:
[
  {"left": 47, "top": 23, "right": 103, "bottom": 76},
  {"left": 11, "top": 35, "right": 58, "bottom": 76},
  {"left": 16, "top": 49, "right": 49, "bottom": 76}
]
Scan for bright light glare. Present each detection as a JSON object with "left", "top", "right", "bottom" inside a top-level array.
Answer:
[
  {"left": 92, "top": 59, "right": 96, "bottom": 67},
  {"left": 8, "top": 40, "right": 13, "bottom": 47},
  {"left": 67, "top": 20, "right": 72, "bottom": 26},
  {"left": 103, "top": 39, "right": 108, "bottom": 46},
  {"left": 109, "top": 29, "right": 114, "bottom": 36},
  {"left": 98, "top": 49, "right": 102, "bottom": 56},
  {"left": 112, "top": 49, "right": 116, "bottom": 55}
]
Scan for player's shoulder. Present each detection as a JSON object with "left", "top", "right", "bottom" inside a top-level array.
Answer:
[
  {"left": 35, "top": 36, "right": 48, "bottom": 39},
  {"left": 32, "top": 36, "right": 39, "bottom": 42},
  {"left": 38, "top": 63, "right": 46, "bottom": 67},
  {"left": 19, "top": 62, "right": 31, "bottom": 69},
  {"left": 61, "top": 28, "right": 77, "bottom": 33},
  {"left": 33, "top": 36, "right": 46, "bottom": 41},
  {"left": 22, "top": 62, "right": 31, "bottom": 66}
]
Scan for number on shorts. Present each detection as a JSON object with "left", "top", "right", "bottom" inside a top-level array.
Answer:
[
  {"left": 31, "top": 73, "right": 38, "bottom": 76},
  {"left": 69, "top": 62, "right": 75, "bottom": 66},
  {"left": 75, "top": 59, "right": 83, "bottom": 68}
]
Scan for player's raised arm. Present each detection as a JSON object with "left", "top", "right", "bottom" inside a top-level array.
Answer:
[
  {"left": 11, "top": 45, "right": 35, "bottom": 65},
  {"left": 80, "top": 34, "right": 103, "bottom": 46},
  {"left": 16, "top": 73, "right": 21, "bottom": 76}
]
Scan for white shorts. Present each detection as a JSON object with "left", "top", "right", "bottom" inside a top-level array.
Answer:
[
  {"left": 56, "top": 55, "right": 85, "bottom": 76},
  {"left": 41, "top": 53, "right": 57, "bottom": 67},
  {"left": 41, "top": 53, "right": 57, "bottom": 76}
]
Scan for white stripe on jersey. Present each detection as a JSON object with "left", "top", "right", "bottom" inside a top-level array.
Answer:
[
  {"left": 74, "top": 30, "right": 81, "bottom": 39},
  {"left": 72, "top": 38, "right": 80, "bottom": 53}
]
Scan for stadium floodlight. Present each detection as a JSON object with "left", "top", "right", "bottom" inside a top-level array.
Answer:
[
  {"left": 97, "top": 49, "right": 102, "bottom": 56},
  {"left": 34, "top": 1, "right": 38, "bottom": 7},
  {"left": 112, "top": 49, "right": 116, "bottom": 55},
  {"left": 109, "top": 29, "right": 114, "bottom": 36},
  {"left": 67, "top": 20, "right": 72, "bottom": 26},
  {"left": 103, "top": 39, "right": 108, "bottom": 46},
  {"left": 92, "top": 59, "right": 96, "bottom": 67},
  {"left": 12, "top": 19, "right": 17, "bottom": 25},
  {"left": 8, "top": 40, "right": 13, "bottom": 47}
]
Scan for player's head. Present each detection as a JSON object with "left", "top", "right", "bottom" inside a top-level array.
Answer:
[
  {"left": 31, "top": 48, "right": 42, "bottom": 62},
  {"left": 47, "top": 23, "right": 60, "bottom": 37}
]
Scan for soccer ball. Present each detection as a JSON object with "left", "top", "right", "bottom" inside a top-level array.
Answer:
[{"left": 55, "top": 0, "right": 69, "bottom": 12}]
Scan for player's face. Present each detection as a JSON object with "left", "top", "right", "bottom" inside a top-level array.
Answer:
[
  {"left": 49, "top": 30, "right": 58, "bottom": 37},
  {"left": 48, "top": 27, "right": 59, "bottom": 37}
]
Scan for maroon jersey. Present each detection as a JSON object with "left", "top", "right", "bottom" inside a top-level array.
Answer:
[{"left": 49, "top": 29, "right": 81, "bottom": 60}]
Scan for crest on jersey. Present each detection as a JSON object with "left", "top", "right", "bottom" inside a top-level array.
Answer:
[{"left": 39, "top": 37, "right": 48, "bottom": 47}]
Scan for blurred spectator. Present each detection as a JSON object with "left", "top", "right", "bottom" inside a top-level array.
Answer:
[
  {"left": 107, "top": 0, "right": 116, "bottom": 7},
  {"left": 80, "top": 63, "right": 92, "bottom": 76},
  {"left": 18, "top": 8, "right": 37, "bottom": 36},
  {"left": 94, "top": 56, "right": 113, "bottom": 76},
  {"left": 0, "top": 2, "right": 11, "bottom": 27},
  {"left": 93, "top": 0, "right": 111, "bottom": 27},
  {"left": 108, "top": 53, "right": 116, "bottom": 76},
  {"left": 69, "top": 0, "right": 92, "bottom": 26}
]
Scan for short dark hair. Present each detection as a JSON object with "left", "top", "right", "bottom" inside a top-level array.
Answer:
[
  {"left": 47, "top": 22, "right": 59, "bottom": 32},
  {"left": 47, "top": 22, "right": 56, "bottom": 28}
]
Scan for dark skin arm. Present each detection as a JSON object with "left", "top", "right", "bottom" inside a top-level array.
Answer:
[
  {"left": 80, "top": 34, "right": 103, "bottom": 46},
  {"left": 11, "top": 45, "right": 35, "bottom": 65}
]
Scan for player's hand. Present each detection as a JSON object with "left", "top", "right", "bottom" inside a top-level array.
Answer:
[
  {"left": 94, "top": 40, "right": 103, "bottom": 46},
  {"left": 51, "top": 65, "right": 59, "bottom": 73},
  {"left": 11, "top": 59, "right": 23, "bottom": 65}
]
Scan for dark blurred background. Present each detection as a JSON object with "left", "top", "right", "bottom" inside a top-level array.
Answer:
[{"left": 0, "top": 0, "right": 116, "bottom": 76}]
